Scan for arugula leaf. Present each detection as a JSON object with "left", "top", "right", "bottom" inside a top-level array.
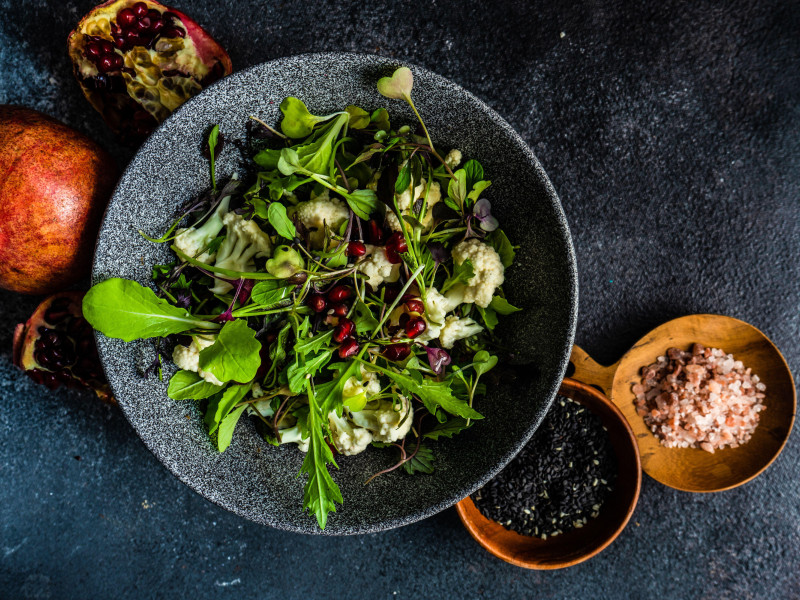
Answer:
[
  {"left": 315, "top": 360, "right": 363, "bottom": 416},
  {"left": 345, "top": 105, "right": 370, "bottom": 129},
  {"left": 473, "top": 351, "right": 498, "bottom": 376},
  {"left": 267, "top": 202, "right": 297, "bottom": 240},
  {"left": 402, "top": 444, "right": 435, "bottom": 475},
  {"left": 441, "top": 259, "right": 474, "bottom": 293},
  {"left": 293, "top": 330, "right": 334, "bottom": 356},
  {"left": 352, "top": 298, "right": 379, "bottom": 333},
  {"left": 345, "top": 188, "right": 379, "bottom": 220},
  {"left": 488, "top": 229, "right": 515, "bottom": 268},
  {"left": 204, "top": 383, "right": 252, "bottom": 435},
  {"left": 207, "top": 124, "right": 219, "bottom": 191},
  {"left": 299, "top": 382, "right": 343, "bottom": 529},
  {"left": 279, "top": 97, "right": 340, "bottom": 138},
  {"left": 286, "top": 349, "right": 334, "bottom": 394},
  {"left": 167, "top": 370, "right": 223, "bottom": 400},
  {"left": 82, "top": 278, "right": 219, "bottom": 342},
  {"left": 251, "top": 280, "right": 293, "bottom": 307},
  {"left": 269, "top": 321, "right": 293, "bottom": 363},
  {"left": 447, "top": 168, "right": 467, "bottom": 208},
  {"left": 423, "top": 417, "right": 471, "bottom": 440},
  {"left": 198, "top": 320, "right": 262, "bottom": 384},
  {"left": 489, "top": 296, "right": 522, "bottom": 315},
  {"left": 395, "top": 161, "right": 411, "bottom": 194},
  {"left": 463, "top": 159, "right": 484, "bottom": 190},
  {"left": 361, "top": 361, "right": 483, "bottom": 420},
  {"left": 476, "top": 305, "right": 499, "bottom": 331}
]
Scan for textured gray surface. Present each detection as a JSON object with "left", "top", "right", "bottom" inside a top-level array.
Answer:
[
  {"left": 93, "top": 52, "right": 577, "bottom": 534},
  {"left": 1, "top": 0, "right": 799, "bottom": 598}
]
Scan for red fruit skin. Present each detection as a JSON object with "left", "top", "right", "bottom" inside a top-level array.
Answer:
[{"left": 0, "top": 106, "right": 118, "bottom": 295}]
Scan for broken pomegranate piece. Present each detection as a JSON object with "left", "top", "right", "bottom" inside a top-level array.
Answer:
[
  {"left": 67, "top": 0, "right": 232, "bottom": 143},
  {"left": 12, "top": 292, "right": 114, "bottom": 404}
]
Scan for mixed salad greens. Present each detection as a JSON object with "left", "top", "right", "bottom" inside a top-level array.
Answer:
[{"left": 82, "top": 67, "right": 520, "bottom": 529}]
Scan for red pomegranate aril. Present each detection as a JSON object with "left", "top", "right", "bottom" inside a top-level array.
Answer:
[
  {"left": 384, "top": 247, "right": 402, "bottom": 264},
  {"left": 367, "top": 219, "right": 385, "bottom": 244},
  {"left": 307, "top": 294, "right": 327, "bottom": 313},
  {"left": 386, "top": 232, "right": 408, "bottom": 253},
  {"left": 382, "top": 343, "right": 411, "bottom": 361},
  {"left": 117, "top": 7, "right": 137, "bottom": 29},
  {"left": 98, "top": 56, "right": 117, "bottom": 72},
  {"left": 132, "top": 2, "right": 149, "bottom": 17},
  {"left": 99, "top": 39, "right": 115, "bottom": 54},
  {"left": 112, "top": 54, "right": 124, "bottom": 69},
  {"left": 405, "top": 298, "right": 425, "bottom": 313},
  {"left": 331, "top": 303, "right": 349, "bottom": 317},
  {"left": 125, "top": 30, "right": 144, "bottom": 46},
  {"left": 162, "top": 26, "right": 185, "bottom": 38},
  {"left": 85, "top": 42, "right": 101, "bottom": 57},
  {"left": 112, "top": 34, "right": 126, "bottom": 48},
  {"left": 147, "top": 8, "right": 161, "bottom": 17},
  {"left": 136, "top": 17, "right": 152, "bottom": 31},
  {"left": 338, "top": 339, "right": 360, "bottom": 359},
  {"left": 347, "top": 241, "right": 366, "bottom": 257},
  {"left": 327, "top": 285, "right": 353, "bottom": 303},
  {"left": 333, "top": 318, "right": 355, "bottom": 343},
  {"left": 150, "top": 17, "right": 164, "bottom": 32},
  {"left": 383, "top": 284, "right": 401, "bottom": 303},
  {"left": 398, "top": 313, "right": 410, "bottom": 328},
  {"left": 405, "top": 316, "right": 427, "bottom": 339}
]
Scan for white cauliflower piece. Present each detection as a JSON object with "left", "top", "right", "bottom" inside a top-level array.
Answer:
[
  {"left": 356, "top": 244, "right": 401, "bottom": 289},
  {"left": 439, "top": 316, "right": 483, "bottom": 349},
  {"left": 277, "top": 424, "right": 310, "bottom": 452},
  {"left": 173, "top": 195, "right": 231, "bottom": 263},
  {"left": 349, "top": 395, "right": 413, "bottom": 443},
  {"left": 444, "top": 148, "right": 463, "bottom": 169},
  {"left": 450, "top": 238, "right": 505, "bottom": 308},
  {"left": 171, "top": 335, "right": 224, "bottom": 386},
  {"left": 328, "top": 412, "right": 373, "bottom": 456},
  {"left": 210, "top": 212, "right": 272, "bottom": 294},
  {"left": 418, "top": 286, "right": 461, "bottom": 343},
  {"left": 294, "top": 190, "right": 349, "bottom": 247},
  {"left": 386, "top": 179, "right": 442, "bottom": 232},
  {"left": 343, "top": 366, "right": 383, "bottom": 400}
]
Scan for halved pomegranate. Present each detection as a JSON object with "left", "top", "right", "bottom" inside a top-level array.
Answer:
[
  {"left": 12, "top": 292, "right": 114, "bottom": 403},
  {"left": 67, "top": 0, "right": 232, "bottom": 142}
]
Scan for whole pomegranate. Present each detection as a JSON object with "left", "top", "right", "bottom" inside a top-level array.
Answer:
[
  {"left": 13, "top": 292, "right": 114, "bottom": 403},
  {"left": 0, "top": 106, "right": 118, "bottom": 295},
  {"left": 68, "top": 0, "right": 233, "bottom": 142}
]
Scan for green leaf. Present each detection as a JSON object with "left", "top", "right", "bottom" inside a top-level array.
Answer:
[
  {"left": 345, "top": 105, "right": 370, "bottom": 129},
  {"left": 443, "top": 197, "right": 460, "bottom": 213},
  {"left": 441, "top": 259, "right": 474, "bottom": 293},
  {"left": 447, "top": 168, "right": 467, "bottom": 207},
  {"left": 345, "top": 188, "right": 379, "bottom": 220},
  {"left": 352, "top": 298, "right": 379, "bottom": 333},
  {"left": 463, "top": 159, "right": 484, "bottom": 190},
  {"left": 267, "top": 202, "right": 297, "bottom": 240},
  {"left": 207, "top": 124, "right": 219, "bottom": 190},
  {"left": 346, "top": 143, "right": 384, "bottom": 169},
  {"left": 489, "top": 296, "right": 521, "bottom": 315},
  {"left": 488, "top": 229, "right": 515, "bottom": 268},
  {"left": 253, "top": 147, "right": 282, "bottom": 169},
  {"left": 216, "top": 404, "right": 247, "bottom": 452},
  {"left": 473, "top": 351, "right": 498, "bottom": 376},
  {"left": 287, "top": 349, "right": 334, "bottom": 394},
  {"left": 278, "top": 147, "right": 302, "bottom": 176},
  {"left": 251, "top": 280, "right": 293, "bottom": 307},
  {"left": 315, "top": 360, "right": 363, "bottom": 416},
  {"left": 361, "top": 361, "right": 483, "bottom": 420},
  {"left": 395, "top": 161, "right": 411, "bottom": 194},
  {"left": 402, "top": 444, "right": 435, "bottom": 475},
  {"left": 82, "top": 278, "right": 218, "bottom": 342},
  {"left": 293, "top": 330, "right": 334, "bottom": 356},
  {"left": 279, "top": 97, "right": 340, "bottom": 138},
  {"left": 370, "top": 108, "right": 390, "bottom": 132},
  {"left": 198, "top": 320, "right": 262, "bottom": 384},
  {"left": 204, "top": 383, "right": 252, "bottom": 435},
  {"left": 377, "top": 66, "right": 414, "bottom": 101},
  {"left": 167, "top": 370, "right": 223, "bottom": 400},
  {"left": 423, "top": 417, "right": 471, "bottom": 440},
  {"left": 476, "top": 305, "right": 499, "bottom": 331},
  {"left": 466, "top": 180, "right": 492, "bottom": 205},
  {"left": 269, "top": 321, "right": 293, "bottom": 363}
]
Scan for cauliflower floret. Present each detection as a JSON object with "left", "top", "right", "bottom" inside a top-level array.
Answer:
[
  {"left": 294, "top": 190, "right": 349, "bottom": 248},
  {"left": 418, "top": 286, "right": 461, "bottom": 342},
  {"left": 356, "top": 244, "right": 401, "bottom": 289},
  {"left": 277, "top": 424, "right": 310, "bottom": 452},
  {"left": 386, "top": 179, "right": 442, "bottom": 232},
  {"left": 439, "top": 316, "right": 483, "bottom": 349},
  {"left": 450, "top": 238, "right": 505, "bottom": 308},
  {"left": 349, "top": 395, "right": 413, "bottom": 443},
  {"left": 444, "top": 149, "right": 463, "bottom": 169},
  {"left": 210, "top": 212, "right": 272, "bottom": 294},
  {"left": 173, "top": 195, "right": 231, "bottom": 263},
  {"left": 328, "top": 412, "right": 373, "bottom": 456},
  {"left": 171, "top": 335, "right": 224, "bottom": 386},
  {"left": 342, "top": 366, "right": 383, "bottom": 401}
]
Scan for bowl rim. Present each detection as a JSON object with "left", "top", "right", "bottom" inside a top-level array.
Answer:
[
  {"left": 456, "top": 378, "right": 641, "bottom": 568},
  {"left": 93, "top": 51, "right": 579, "bottom": 534}
]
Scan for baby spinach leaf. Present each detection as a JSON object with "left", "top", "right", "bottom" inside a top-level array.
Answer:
[
  {"left": 345, "top": 188, "right": 379, "bottom": 220},
  {"left": 167, "top": 370, "right": 223, "bottom": 400},
  {"left": 279, "top": 97, "right": 340, "bottom": 138},
  {"left": 488, "top": 229, "right": 515, "bottom": 268},
  {"left": 198, "top": 320, "right": 261, "bottom": 384},
  {"left": 216, "top": 404, "right": 248, "bottom": 452},
  {"left": 489, "top": 296, "right": 522, "bottom": 315},
  {"left": 204, "top": 383, "right": 252, "bottom": 435},
  {"left": 267, "top": 202, "right": 297, "bottom": 240},
  {"left": 447, "top": 168, "right": 467, "bottom": 208},
  {"left": 82, "top": 278, "right": 218, "bottom": 342},
  {"left": 463, "top": 159, "right": 484, "bottom": 190},
  {"left": 251, "top": 280, "right": 293, "bottom": 307},
  {"left": 441, "top": 259, "right": 474, "bottom": 293},
  {"left": 476, "top": 305, "right": 499, "bottom": 331}
]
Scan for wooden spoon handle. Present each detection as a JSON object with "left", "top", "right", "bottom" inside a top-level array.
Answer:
[{"left": 569, "top": 345, "right": 620, "bottom": 397}]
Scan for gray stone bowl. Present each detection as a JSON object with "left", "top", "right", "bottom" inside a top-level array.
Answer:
[{"left": 92, "top": 52, "right": 578, "bottom": 535}]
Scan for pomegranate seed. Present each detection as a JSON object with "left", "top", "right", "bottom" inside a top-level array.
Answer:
[
  {"left": 112, "top": 34, "right": 126, "bottom": 48},
  {"left": 384, "top": 247, "right": 402, "bottom": 264},
  {"left": 117, "top": 7, "right": 137, "bottom": 29},
  {"left": 125, "top": 30, "right": 145, "bottom": 46},
  {"left": 85, "top": 42, "right": 101, "bottom": 57},
  {"left": 132, "top": 2, "right": 149, "bottom": 17},
  {"left": 386, "top": 232, "right": 408, "bottom": 253},
  {"left": 99, "top": 39, "right": 115, "bottom": 54},
  {"left": 137, "top": 17, "right": 152, "bottom": 31},
  {"left": 382, "top": 343, "right": 411, "bottom": 361},
  {"left": 367, "top": 219, "right": 385, "bottom": 244},
  {"left": 338, "top": 339, "right": 359, "bottom": 359},
  {"left": 307, "top": 294, "right": 327, "bottom": 313},
  {"left": 405, "top": 298, "right": 425, "bottom": 313},
  {"left": 398, "top": 313, "right": 410, "bottom": 328},
  {"left": 111, "top": 54, "right": 124, "bottom": 69},
  {"left": 147, "top": 8, "right": 161, "bottom": 17},
  {"left": 347, "top": 241, "right": 366, "bottom": 257},
  {"left": 333, "top": 318, "right": 355, "bottom": 343},
  {"left": 327, "top": 285, "right": 353, "bottom": 303},
  {"left": 98, "top": 55, "right": 117, "bottom": 72},
  {"left": 331, "top": 303, "right": 348, "bottom": 317},
  {"left": 150, "top": 17, "right": 164, "bottom": 32},
  {"left": 162, "top": 26, "right": 185, "bottom": 38},
  {"left": 383, "top": 284, "right": 401, "bottom": 302},
  {"left": 405, "top": 316, "right": 427, "bottom": 339}
]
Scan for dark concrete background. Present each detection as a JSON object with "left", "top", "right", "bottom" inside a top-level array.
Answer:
[{"left": 1, "top": 0, "right": 798, "bottom": 598}]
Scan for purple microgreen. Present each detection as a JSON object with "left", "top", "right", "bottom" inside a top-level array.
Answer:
[
  {"left": 425, "top": 346, "right": 452, "bottom": 375},
  {"left": 473, "top": 198, "right": 499, "bottom": 232},
  {"left": 427, "top": 242, "right": 449, "bottom": 264}
]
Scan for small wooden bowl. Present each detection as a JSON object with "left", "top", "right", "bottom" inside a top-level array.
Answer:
[
  {"left": 570, "top": 314, "right": 796, "bottom": 492},
  {"left": 456, "top": 378, "right": 642, "bottom": 570}
]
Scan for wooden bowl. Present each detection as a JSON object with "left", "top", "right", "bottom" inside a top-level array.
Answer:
[
  {"left": 570, "top": 314, "right": 796, "bottom": 492},
  {"left": 456, "top": 378, "right": 642, "bottom": 570}
]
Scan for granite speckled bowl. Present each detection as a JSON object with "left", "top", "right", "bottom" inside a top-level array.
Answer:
[{"left": 92, "top": 52, "right": 578, "bottom": 534}]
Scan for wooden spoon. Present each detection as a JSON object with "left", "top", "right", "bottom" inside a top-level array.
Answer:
[{"left": 570, "top": 314, "right": 795, "bottom": 492}]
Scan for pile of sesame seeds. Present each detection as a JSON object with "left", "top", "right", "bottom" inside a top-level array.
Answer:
[{"left": 472, "top": 395, "right": 617, "bottom": 539}]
